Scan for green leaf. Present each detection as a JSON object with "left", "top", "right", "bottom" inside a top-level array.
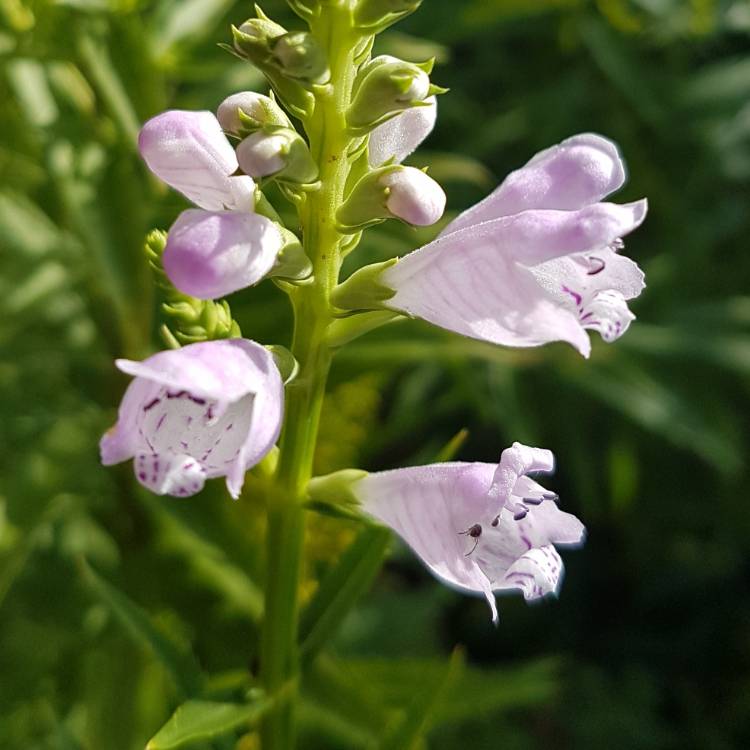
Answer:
[
  {"left": 78, "top": 558, "right": 204, "bottom": 697},
  {"left": 142, "top": 494, "right": 264, "bottom": 623},
  {"left": 146, "top": 695, "right": 270, "bottom": 750},
  {"left": 375, "top": 648, "right": 464, "bottom": 750},
  {"left": 299, "top": 526, "right": 391, "bottom": 667},
  {"left": 77, "top": 33, "right": 141, "bottom": 145},
  {"left": 347, "top": 656, "right": 558, "bottom": 727}
]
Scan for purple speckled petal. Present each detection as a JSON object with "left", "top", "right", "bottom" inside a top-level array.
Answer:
[
  {"left": 368, "top": 96, "right": 437, "bottom": 167},
  {"left": 382, "top": 201, "right": 646, "bottom": 356},
  {"left": 354, "top": 448, "right": 585, "bottom": 622},
  {"left": 134, "top": 452, "right": 206, "bottom": 497},
  {"left": 101, "top": 340, "right": 283, "bottom": 499},
  {"left": 163, "top": 209, "right": 283, "bottom": 300},
  {"left": 498, "top": 545, "right": 564, "bottom": 600},
  {"left": 443, "top": 133, "right": 627, "bottom": 236},
  {"left": 530, "top": 245, "right": 645, "bottom": 345},
  {"left": 139, "top": 110, "right": 251, "bottom": 211}
]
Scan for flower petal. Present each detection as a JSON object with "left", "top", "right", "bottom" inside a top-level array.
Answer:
[
  {"left": 134, "top": 452, "right": 206, "bottom": 497},
  {"left": 163, "top": 209, "right": 283, "bottom": 300},
  {"left": 104, "top": 340, "right": 284, "bottom": 499},
  {"left": 382, "top": 167, "right": 446, "bottom": 226},
  {"left": 499, "top": 545, "right": 563, "bottom": 600},
  {"left": 488, "top": 442, "right": 555, "bottom": 518},
  {"left": 443, "top": 133, "right": 627, "bottom": 236},
  {"left": 368, "top": 96, "right": 437, "bottom": 167},
  {"left": 356, "top": 462, "right": 498, "bottom": 603},
  {"left": 472, "top": 501, "right": 584, "bottom": 591},
  {"left": 138, "top": 110, "right": 247, "bottom": 211},
  {"left": 382, "top": 202, "right": 646, "bottom": 354}
]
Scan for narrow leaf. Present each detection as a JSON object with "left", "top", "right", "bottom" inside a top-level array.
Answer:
[
  {"left": 375, "top": 648, "right": 465, "bottom": 750},
  {"left": 299, "top": 526, "right": 391, "bottom": 667},
  {"left": 78, "top": 558, "right": 204, "bottom": 697},
  {"left": 146, "top": 695, "right": 269, "bottom": 750}
]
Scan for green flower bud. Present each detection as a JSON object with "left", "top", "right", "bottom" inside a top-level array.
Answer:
[
  {"left": 347, "top": 55, "right": 433, "bottom": 132},
  {"left": 354, "top": 0, "right": 423, "bottom": 30},
  {"left": 230, "top": 8, "right": 314, "bottom": 119},
  {"left": 269, "top": 31, "right": 330, "bottom": 84},
  {"left": 216, "top": 91, "right": 291, "bottom": 135},
  {"left": 232, "top": 13, "right": 287, "bottom": 63},
  {"left": 236, "top": 126, "right": 319, "bottom": 185}
]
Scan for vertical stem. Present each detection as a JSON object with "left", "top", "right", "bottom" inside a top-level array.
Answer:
[{"left": 260, "top": 5, "right": 364, "bottom": 748}]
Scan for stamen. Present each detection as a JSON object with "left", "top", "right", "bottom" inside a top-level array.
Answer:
[{"left": 586, "top": 255, "right": 606, "bottom": 275}]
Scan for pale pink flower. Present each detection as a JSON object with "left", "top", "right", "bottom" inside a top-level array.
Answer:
[
  {"left": 100, "top": 340, "right": 283, "bottom": 500},
  {"left": 380, "top": 134, "right": 647, "bottom": 357},
  {"left": 139, "top": 110, "right": 283, "bottom": 299},
  {"left": 354, "top": 442, "right": 585, "bottom": 622}
]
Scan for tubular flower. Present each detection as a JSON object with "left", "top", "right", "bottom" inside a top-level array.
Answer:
[
  {"left": 139, "top": 110, "right": 283, "bottom": 299},
  {"left": 379, "top": 133, "right": 647, "bottom": 357},
  {"left": 353, "top": 442, "right": 585, "bottom": 623},
  {"left": 100, "top": 340, "right": 283, "bottom": 500}
]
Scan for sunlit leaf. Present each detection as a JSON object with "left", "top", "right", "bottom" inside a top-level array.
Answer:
[{"left": 146, "top": 694, "right": 270, "bottom": 750}]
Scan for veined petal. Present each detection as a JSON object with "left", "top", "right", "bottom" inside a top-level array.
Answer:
[
  {"left": 356, "top": 462, "right": 497, "bottom": 597},
  {"left": 443, "top": 133, "right": 627, "bottom": 236},
  {"left": 368, "top": 96, "right": 437, "bottom": 167},
  {"left": 531, "top": 245, "right": 646, "bottom": 344},
  {"left": 163, "top": 209, "right": 283, "bottom": 300},
  {"left": 138, "top": 110, "right": 246, "bottom": 211},
  {"left": 382, "top": 202, "right": 646, "bottom": 354}
]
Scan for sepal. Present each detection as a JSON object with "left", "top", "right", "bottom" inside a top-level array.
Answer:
[
  {"left": 353, "top": 0, "right": 423, "bottom": 31},
  {"left": 337, "top": 164, "right": 445, "bottom": 230},
  {"left": 307, "top": 469, "right": 369, "bottom": 510},
  {"left": 331, "top": 258, "right": 397, "bottom": 312},
  {"left": 266, "top": 344, "right": 299, "bottom": 384},
  {"left": 217, "top": 91, "right": 292, "bottom": 135},
  {"left": 267, "top": 227, "right": 313, "bottom": 281},
  {"left": 347, "top": 55, "right": 433, "bottom": 133}
]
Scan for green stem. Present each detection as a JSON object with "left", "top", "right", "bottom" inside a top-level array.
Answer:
[{"left": 259, "top": 6, "right": 365, "bottom": 749}]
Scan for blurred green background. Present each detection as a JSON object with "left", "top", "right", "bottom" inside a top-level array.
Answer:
[{"left": 2, "top": 0, "right": 750, "bottom": 748}]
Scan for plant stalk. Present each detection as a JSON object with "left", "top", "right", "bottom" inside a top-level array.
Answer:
[{"left": 259, "top": 5, "right": 364, "bottom": 748}]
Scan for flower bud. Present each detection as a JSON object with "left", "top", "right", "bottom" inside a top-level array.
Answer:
[
  {"left": 236, "top": 127, "right": 318, "bottom": 184},
  {"left": 230, "top": 11, "right": 314, "bottom": 118},
  {"left": 268, "top": 32, "right": 329, "bottom": 84},
  {"left": 216, "top": 91, "right": 291, "bottom": 135},
  {"left": 382, "top": 168, "right": 446, "bottom": 226},
  {"left": 347, "top": 55, "right": 434, "bottom": 132},
  {"left": 354, "top": 0, "right": 423, "bottom": 29},
  {"left": 337, "top": 165, "right": 445, "bottom": 231},
  {"left": 232, "top": 15, "right": 286, "bottom": 62},
  {"left": 163, "top": 209, "right": 283, "bottom": 300}
]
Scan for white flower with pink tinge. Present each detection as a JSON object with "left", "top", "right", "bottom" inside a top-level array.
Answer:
[
  {"left": 378, "top": 133, "right": 648, "bottom": 357},
  {"left": 100, "top": 339, "right": 283, "bottom": 499},
  {"left": 353, "top": 442, "right": 585, "bottom": 623},
  {"left": 138, "top": 109, "right": 283, "bottom": 300}
]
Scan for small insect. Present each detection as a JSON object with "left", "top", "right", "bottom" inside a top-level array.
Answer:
[{"left": 459, "top": 523, "right": 482, "bottom": 556}]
